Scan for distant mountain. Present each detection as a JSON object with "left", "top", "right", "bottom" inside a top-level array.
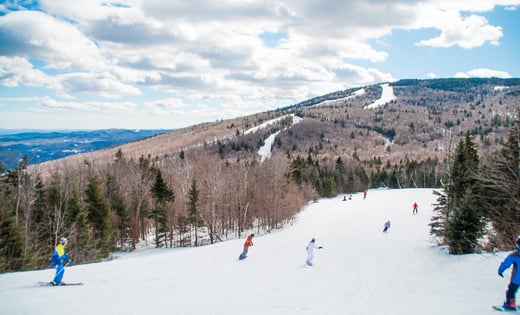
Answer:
[
  {"left": 0, "top": 129, "right": 171, "bottom": 170},
  {"left": 16, "top": 77, "right": 520, "bottom": 179}
]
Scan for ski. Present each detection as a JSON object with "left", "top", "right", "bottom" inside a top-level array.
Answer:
[
  {"left": 38, "top": 281, "right": 84, "bottom": 286},
  {"left": 492, "top": 305, "right": 519, "bottom": 312}
]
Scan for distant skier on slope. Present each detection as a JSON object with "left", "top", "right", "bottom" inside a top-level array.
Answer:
[
  {"left": 413, "top": 202, "right": 419, "bottom": 214},
  {"left": 306, "top": 238, "right": 323, "bottom": 266},
  {"left": 383, "top": 220, "right": 391, "bottom": 233},
  {"left": 363, "top": 190, "right": 367, "bottom": 200},
  {"left": 51, "top": 237, "right": 73, "bottom": 285},
  {"left": 498, "top": 236, "right": 520, "bottom": 310},
  {"left": 239, "top": 233, "right": 254, "bottom": 260}
]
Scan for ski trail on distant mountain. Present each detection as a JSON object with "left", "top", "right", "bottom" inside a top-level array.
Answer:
[{"left": 364, "top": 83, "right": 396, "bottom": 109}]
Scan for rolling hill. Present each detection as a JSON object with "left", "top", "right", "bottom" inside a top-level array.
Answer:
[{"left": 25, "top": 77, "right": 520, "bottom": 176}]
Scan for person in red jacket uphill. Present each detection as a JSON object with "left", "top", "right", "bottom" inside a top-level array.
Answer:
[
  {"left": 412, "top": 202, "right": 418, "bottom": 214},
  {"left": 239, "top": 233, "right": 254, "bottom": 260},
  {"left": 498, "top": 236, "right": 520, "bottom": 310},
  {"left": 51, "top": 237, "right": 73, "bottom": 285}
]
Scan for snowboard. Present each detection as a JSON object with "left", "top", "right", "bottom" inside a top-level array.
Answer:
[
  {"left": 492, "top": 305, "right": 519, "bottom": 312},
  {"left": 38, "top": 281, "right": 84, "bottom": 286}
]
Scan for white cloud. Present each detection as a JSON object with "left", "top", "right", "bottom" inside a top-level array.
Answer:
[
  {"left": 455, "top": 68, "right": 512, "bottom": 78},
  {"left": 40, "top": 97, "right": 138, "bottom": 112},
  {"left": 1, "top": 0, "right": 519, "bottom": 129},
  {"left": 144, "top": 98, "right": 186, "bottom": 115},
  {"left": 0, "top": 56, "right": 60, "bottom": 89},
  {"left": 58, "top": 72, "right": 142, "bottom": 98},
  {"left": 0, "top": 11, "right": 105, "bottom": 70},
  {"left": 415, "top": 14, "right": 502, "bottom": 49}
]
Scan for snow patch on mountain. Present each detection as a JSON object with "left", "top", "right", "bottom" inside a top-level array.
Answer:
[{"left": 364, "top": 83, "right": 396, "bottom": 109}]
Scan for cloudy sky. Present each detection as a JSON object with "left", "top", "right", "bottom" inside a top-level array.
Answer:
[{"left": 0, "top": 0, "right": 519, "bottom": 130}]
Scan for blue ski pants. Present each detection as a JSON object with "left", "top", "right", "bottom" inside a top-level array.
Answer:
[{"left": 53, "top": 264, "right": 65, "bottom": 283}]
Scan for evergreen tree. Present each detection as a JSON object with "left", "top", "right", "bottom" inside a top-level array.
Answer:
[
  {"left": 68, "top": 188, "right": 96, "bottom": 263},
  {"left": 187, "top": 179, "right": 203, "bottom": 246},
  {"left": 85, "top": 176, "right": 112, "bottom": 257},
  {"left": 112, "top": 191, "right": 131, "bottom": 250},
  {"left": 445, "top": 132, "right": 483, "bottom": 254},
  {"left": 289, "top": 156, "right": 306, "bottom": 185},
  {"left": 335, "top": 157, "right": 346, "bottom": 191},
  {"left": 0, "top": 190, "right": 24, "bottom": 271},
  {"left": 430, "top": 189, "right": 448, "bottom": 244},
  {"left": 447, "top": 186, "right": 484, "bottom": 254},
  {"left": 150, "top": 168, "right": 174, "bottom": 247}
]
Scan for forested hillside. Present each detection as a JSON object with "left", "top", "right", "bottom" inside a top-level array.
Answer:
[{"left": 1, "top": 78, "right": 519, "bottom": 272}]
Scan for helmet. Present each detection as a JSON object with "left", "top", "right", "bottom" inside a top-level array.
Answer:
[
  {"left": 311, "top": 238, "right": 316, "bottom": 242},
  {"left": 59, "top": 237, "right": 68, "bottom": 245}
]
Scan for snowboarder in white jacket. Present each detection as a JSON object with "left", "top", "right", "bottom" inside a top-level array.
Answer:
[{"left": 306, "top": 238, "right": 323, "bottom": 266}]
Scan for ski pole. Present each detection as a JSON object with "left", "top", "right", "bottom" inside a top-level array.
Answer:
[{"left": 52, "top": 262, "right": 70, "bottom": 280}]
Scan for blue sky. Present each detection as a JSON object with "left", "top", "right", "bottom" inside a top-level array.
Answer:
[{"left": 0, "top": 0, "right": 519, "bottom": 130}]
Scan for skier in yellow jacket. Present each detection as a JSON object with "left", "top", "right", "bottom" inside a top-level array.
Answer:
[{"left": 51, "top": 237, "right": 72, "bottom": 285}]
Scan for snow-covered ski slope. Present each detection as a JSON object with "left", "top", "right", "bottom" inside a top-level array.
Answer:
[
  {"left": 0, "top": 188, "right": 511, "bottom": 315},
  {"left": 364, "top": 83, "right": 396, "bottom": 109}
]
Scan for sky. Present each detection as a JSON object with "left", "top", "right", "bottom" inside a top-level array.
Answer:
[
  {"left": 0, "top": 188, "right": 512, "bottom": 315},
  {"left": 0, "top": 0, "right": 519, "bottom": 130}
]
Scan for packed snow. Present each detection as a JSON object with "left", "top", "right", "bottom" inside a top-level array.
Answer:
[
  {"left": 364, "top": 83, "right": 396, "bottom": 109},
  {"left": 255, "top": 114, "right": 302, "bottom": 161},
  {"left": 312, "top": 88, "right": 366, "bottom": 107},
  {"left": 0, "top": 188, "right": 513, "bottom": 315},
  {"left": 244, "top": 114, "right": 301, "bottom": 135}
]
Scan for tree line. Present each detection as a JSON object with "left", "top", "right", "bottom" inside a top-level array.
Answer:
[{"left": 0, "top": 148, "right": 307, "bottom": 272}]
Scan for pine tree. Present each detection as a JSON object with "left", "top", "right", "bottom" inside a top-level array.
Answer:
[
  {"left": 447, "top": 186, "right": 484, "bottom": 254},
  {"left": 67, "top": 188, "right": 97, "bottom": 263},
  {"left": 150, "top": 168, "right": 174, "bottom": 247},
  {"left": 85, "top": 176, "right": 112, "bottom": 257},
  {"left": 0, "top": 191, "right": 24, "bottom": 271},
  {"left": 430, "top": 189, "right": 448, "bottom": 244},
  {"left": 112, "top": 191, "right": 131, "bottom": 251},
  {"left": 445, "top": 132, "right": 484, "bottom": 254},
  {"left": 335, "top": 157, "right": 346, "bottom": 191},
  {"left": 187, "top": 179, "right": 203, "bottom": 246}
]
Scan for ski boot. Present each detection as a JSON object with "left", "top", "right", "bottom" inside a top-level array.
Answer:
[{"left": 503, "top": 298, "right": 516, "bottom": 311}]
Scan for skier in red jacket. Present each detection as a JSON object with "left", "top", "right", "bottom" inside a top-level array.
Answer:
[
  {"left": 413, "top": 202, "right": 418, "bottom": 214},
  {"left": 239, "top": 234, "right": 254, "bottom": 260}
]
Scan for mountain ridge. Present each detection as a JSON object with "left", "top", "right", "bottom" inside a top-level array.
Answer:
[{"left": 17, "top": 77, "right": 520, "bottom": 176}]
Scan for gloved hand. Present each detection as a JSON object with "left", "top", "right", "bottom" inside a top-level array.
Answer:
[
  {"left": 318, "top": 246, "right": 323, "bottom": 249},
  {"left": 68, "top": 258, "right": 73, "bottom": 264},
  {"left": 499, "top": 272, "right": 504, "bottom": 278}
]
